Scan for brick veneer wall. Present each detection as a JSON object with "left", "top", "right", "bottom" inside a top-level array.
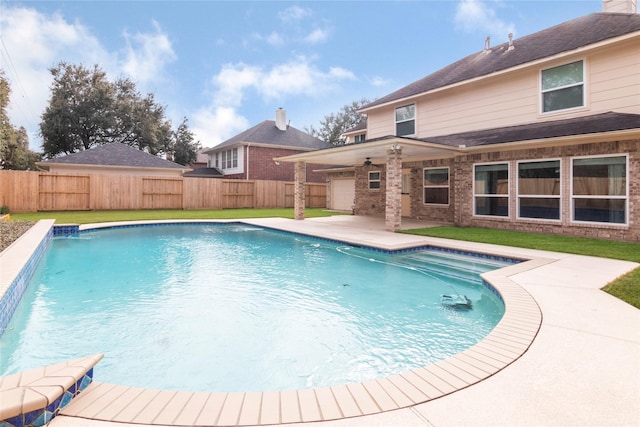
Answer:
[
  {"left": 350, "top": 138, "right": 639, "bottom": 241},
  {"left": 454, "top": 139, "right": 639, "bottom": 241},
  {"left": 223, "top": 147, "right": 327, "bottom": 183},
  {"left": 353, "top": 165, "right": 386, "bottom": 216}
]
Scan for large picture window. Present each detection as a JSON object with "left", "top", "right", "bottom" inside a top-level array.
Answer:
[
  {"left": 541, "top": 60, "right": 584, "bottom": 113},
  {"left": 517, "top": 160, "right": 560, "bottom": 220},
  {"left": 572, "top": 155, "right": 627, "bottom": 224},
  {"left": 474, "top": 163, "right": 509, "bottom": 217},
  {"left": 423, "top": 167, "right": 449, "bottom": 205},
  {"left": 221, "top": 148, "right": 238, "bottom": 169},
  {"left": 395, "top": 104, "right": 415, "bottom": 136}
]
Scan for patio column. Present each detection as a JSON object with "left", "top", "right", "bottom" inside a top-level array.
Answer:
[
  {"left": 385, "top": 145, "right": 402, "bottom": 231},
  {"left": 294, "top": 161, "right": 306, "bottom": 220}
]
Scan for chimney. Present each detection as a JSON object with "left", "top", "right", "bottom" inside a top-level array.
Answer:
[
  {"left": 603, "top": 0, "right": 637, "bottom": 13},
  {"left": 275, "top": 108, "right": 287, "bottom": 131}
]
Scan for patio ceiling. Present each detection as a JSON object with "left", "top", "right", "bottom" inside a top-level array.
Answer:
[{"left": 274, "top": 137, "right": 461, "bottom": 166}]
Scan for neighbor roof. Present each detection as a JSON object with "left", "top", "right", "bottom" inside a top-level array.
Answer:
[
  {"left": 38, "top": 142, "right": 187, "bottom": 169},
  {"left": 423, "top": 112, "right": 640, "bottom": 148},
  {"left": 205, "top": 120, "right": 332, "bottom": 152},
  {"left": 363, "top": 13, "right": 640, "bottom": 110}
]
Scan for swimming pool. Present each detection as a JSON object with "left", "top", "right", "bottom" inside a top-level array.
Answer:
[{"left": 0, "top": 222, "right": 510, "bottom": 392}]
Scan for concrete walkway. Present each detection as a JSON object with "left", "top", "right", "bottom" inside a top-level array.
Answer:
[{"left": 51, "top": 216, "right": 640, "bottom": 427}]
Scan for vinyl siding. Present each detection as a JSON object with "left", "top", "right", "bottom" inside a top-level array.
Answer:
[{"left": 365, "top": 36, "right": 639, "bottom": 140}]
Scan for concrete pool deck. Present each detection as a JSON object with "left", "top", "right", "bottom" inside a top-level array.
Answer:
[{"left": 2, "top": 215, "right": 639, "bottom": 426}]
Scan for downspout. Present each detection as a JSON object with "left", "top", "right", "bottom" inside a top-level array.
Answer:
[{"left": 245, "top": 144, "right": 250, "bottom": 180}]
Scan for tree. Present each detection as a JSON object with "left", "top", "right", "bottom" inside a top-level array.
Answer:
[
  {"left": 172, "top": 117, "right": 201, "bottom": 166},
  {"left": 306, "top": 98, "right": 372, "bottom": 145},
  {"left": 40, "top": 62, "right": 175, "bottom": 158},
  {"left": 0, "top": 70, "right": 41, "bottom": 169}
]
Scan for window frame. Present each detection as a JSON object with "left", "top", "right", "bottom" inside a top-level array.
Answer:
[
  {"left": 516, "top": 158, "right": 562, "bottom": 222},
  {"left": 423, "top": 167, "right": 450, "bottom": 206},
  {"left": 540, "top": 59, "right": 586, "bottom": 114},
  {"left": 353, "top": 133, "right": 366, "bottom": 143},
  {"left": 473, "top": 162, "right": 510, "bottom": 218},
  {"left": 221, "top": 148, "right": 238, "bottom": 170},
  {"left": 368, "top": 171, "right": 381, "bottom": 190},
  {"left": 395, "top": 104, "right": 416, "bottom": 137},
  {"left": 570, "top": 154, "right": 628, "bottom": 226}
]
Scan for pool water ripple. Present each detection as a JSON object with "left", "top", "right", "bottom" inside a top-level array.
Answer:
[{"left": 0, "top": 223, "right": 510, "bottom": 393}]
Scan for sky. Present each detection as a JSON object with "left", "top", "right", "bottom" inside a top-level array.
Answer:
[{"left": 0, "top": 0, "right": 603, "bottom": 153}]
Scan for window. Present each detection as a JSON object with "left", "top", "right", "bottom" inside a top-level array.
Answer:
[
  {"left": 474, "top": 163, "right": 509, "bottom": 217},
  {"left": 353, "top": 133, "right": 366, "bottom": 142},
  {"left": 572, "top": 155, "right": 627, "bottom": 224},
  {"left": 221, "top": 148, "right": 238, "bottom": 169},
  {"left": 517, "top": 160, "right": 560, "bottom": 220},
  {"left": 395, "top": 104, "right": 415, "bottom": 136},
  {"left": 423, "top": 167, "right": 449, "bottom": 205},
  {"left": 368, "top": 171, "right": 381, "bottom": 189},
  {"left": 541, "top": 60, "right": 584, "bottom": 113}
]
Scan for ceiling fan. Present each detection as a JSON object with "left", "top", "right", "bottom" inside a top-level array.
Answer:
[{"left": 363, "top": 157, "right": 382, "bottom": 167}]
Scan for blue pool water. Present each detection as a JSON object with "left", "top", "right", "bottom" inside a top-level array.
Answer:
[{"left": 0, "top": 223, "right": 510, "bottom": 392}]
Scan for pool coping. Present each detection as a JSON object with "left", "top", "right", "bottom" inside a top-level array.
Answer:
[{"left": 2, "top": 218, "right": 545, "bottom": 426}]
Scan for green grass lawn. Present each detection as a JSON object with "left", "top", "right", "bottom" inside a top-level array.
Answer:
[
  {"left": 11, "top": 208, "right": 340, "bottom": 224},
  {"left": 401, "top": 226, "right": 640, "bottom": 309}
]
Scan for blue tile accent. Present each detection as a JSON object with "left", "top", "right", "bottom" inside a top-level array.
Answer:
[
  {"left": 53, "top": 225, "right": 79, "bottom": 236},
  {"left": 0, "top": 227, "right": 53, "bottom": 336}
]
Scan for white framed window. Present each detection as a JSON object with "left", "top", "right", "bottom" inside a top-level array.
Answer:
[
  {"left": 517, "top": 159, "right": 561, "bottom": 221},
  {"left": 353, "top": 133, "right": 366, "bottom": 142},
  {"left": 221, "top": 148, "right": 238, "bottom": 170},
  {"left": 423, "top": 167, "right": 449, "bottom": 205},
  {"left": 474, "top": 163, "right": 509, "bottom": 217},
  {"left": 395, "top": 104, "right": 415, "bottom": 136},
  {"left": 368, "top": 171, "right": 381, "bottom": 190},
  {"left": 541, "top": 60, "right": 585, "bottom": 113},
  {"left": 571, "top": 154, "right": 628, "bottom": 225}
]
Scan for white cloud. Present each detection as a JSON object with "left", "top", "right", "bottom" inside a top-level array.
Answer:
[
  {"left": 191, "top": 106, "right": 250, "bottom": 148},
  {"left": 266, "top": 31, "right": 285, "bottom": 46},
  {"left": 213, "top": 63, "right": 262, "bottom": 107},
  {"left": 191, "top": 57, "right": 357, "bottom": 146},
  {"left": 454, "top": 0, "right": 515, "bottom": 42},
  {"left": 0, "top": 6, "right": 109, "bottom": 150},
  {"left": 369, "top": 76, "right": 389, "bottom": 87},
  {"left": 121, "top": 21, "right": 177, "bottom": 85},
  {"left": 304, "top": 28, "right": 329, "bottom": 45},
  {"left": 278, "top": 6, "right": 312, "bottom": 22}
]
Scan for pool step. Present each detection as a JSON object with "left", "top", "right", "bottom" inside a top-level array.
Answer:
[{"left": 396, "top": 250, "right": 512, "bottom": 282}]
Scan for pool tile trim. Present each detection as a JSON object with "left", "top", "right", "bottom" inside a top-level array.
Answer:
[{"left": 1, "top": 219, "right": 544, "bottom": 426}]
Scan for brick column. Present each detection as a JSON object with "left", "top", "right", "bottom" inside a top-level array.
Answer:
[
  {"left": 294, "top": 161, "right": 306, "bottom": 220},
  {"left": 385, "top": 146, "right": 402, "bottom": 231}
]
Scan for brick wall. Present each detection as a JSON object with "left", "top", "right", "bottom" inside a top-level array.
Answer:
[
  {"left": 455, "top": 139, "right": 639, "bottom": 241},
  {"left": 224, "top": 147, "right": 327, "bottom": 183},
  {"left": 354, "top": 165, "right": 386, "bottom": 216},
  {"left": 348, "top": 138, "right": 639, "bottom": 241}
]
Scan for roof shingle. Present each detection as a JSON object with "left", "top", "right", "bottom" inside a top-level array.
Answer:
[
  {"left": 40, "top": 143, "right": 187, "bottom": 169},
  {"left": 209, "top": 120, "right": 332, "bottom": 151},
  {"left": 363, "top": 13, "right": 640, "bottom": 110}
]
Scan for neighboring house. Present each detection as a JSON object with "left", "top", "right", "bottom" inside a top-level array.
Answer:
[
  {"left": 202, "top": 109, "right": 332, "bottom": 183},
  {"left": 277, "top": 0, "right": 640, "bottom": 241},
  {"left": 36, "top": 143, "right": 191, "bottom": 177}
]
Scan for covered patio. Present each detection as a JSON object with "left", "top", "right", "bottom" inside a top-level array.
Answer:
[{"left": 275, "top": 137, "right": 460, "bottom": 231}]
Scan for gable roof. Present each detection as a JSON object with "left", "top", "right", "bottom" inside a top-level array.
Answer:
[
  {"left": 362, "top": 12, "right": 640, "bottom": 110},
  {"left": 39, "top": 143, "right": 188, "bottom": 170},
  {"left": 206, "top": 120, "right": 332, "bottom": 152},
  {"left": 424, "top": 111, "right": 640, "bottom": 147}
]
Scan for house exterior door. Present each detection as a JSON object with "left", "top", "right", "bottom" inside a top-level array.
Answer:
[{"left": 401, "top": 169, "right": 411, "bottom": 217}]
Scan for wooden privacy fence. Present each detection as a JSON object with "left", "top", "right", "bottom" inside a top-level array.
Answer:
[{"left": 0, "top": 171, "right": 326, "bottom": 212}]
